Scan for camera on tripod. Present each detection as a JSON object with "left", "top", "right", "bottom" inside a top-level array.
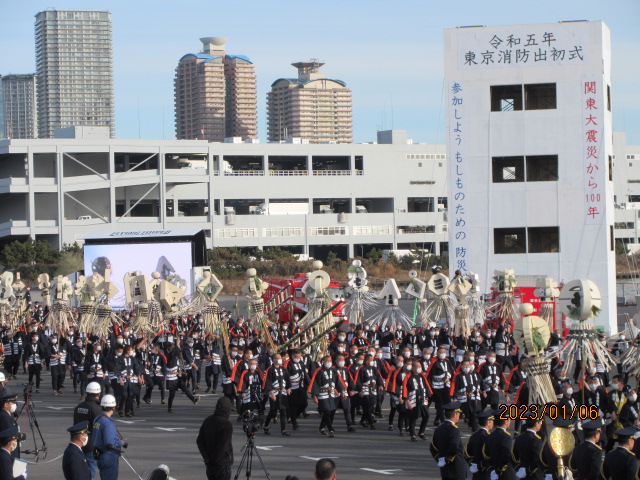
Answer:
[{"left": 241, "top": 410, "right": 263, "bottom": 438}]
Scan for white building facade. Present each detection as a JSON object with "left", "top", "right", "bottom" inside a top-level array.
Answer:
[
  {"left": 0, "top": 129, "right": 448, "bottom": 261},
  {"left": 445, "top": 21, "right": 616, "bottom": 332}
]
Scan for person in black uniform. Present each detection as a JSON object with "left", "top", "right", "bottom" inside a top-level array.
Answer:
[
  {"left": 62, "top": 421, "right": 91, "bottom": 480},
  {"left": 0, "top": 394, "right": 21, "bottom": 460},
  {"left": 601, "top": 426, "right": 638, "bottom": 480},
  {"left": 540, "top": 418, "right": 575, "bottom": 480},
  {"left": 484, "top": 415, "right": 515, "bottom": 480},
  {"left": 197, "top": 397, "right": 234, "bottom": 480},
  {"left": 0, "top": 426, "right": 25, "bottom": 480},
  {"left": 430, "top": 401, "right": 467, "bottom": 480},
  {"left": 512, "top": 411, "right": 544, "bottom": 480},
  {"left": 262, "top": 354, "right": 292, "bottom": 436},
  {"left": 464, "top": 409, "right": 494, "bottom": 480},
  {"left": 569, "top": 419, "right": 604, "bottom": 480},
  {"left": 73, "top": 382, "right": 102, "bottom": 478}
]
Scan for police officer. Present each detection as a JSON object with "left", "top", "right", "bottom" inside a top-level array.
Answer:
[
  {"left": 430, "top": 401, "right": 467, "bottom": 480},
  {"left": 63, "top": 421, "right": 91, "bottom": 480},
  {"left": 0, "top": 426, "right": 25, "bottom": 480},
  {"left": 601, "top": 426, "right": 638, "bottom": 480},
  {"left": 92, "top": 394, "right": 123, "bottom": 480},
  {"left": 569, "top": 419, "right": 604, "bottom": 480},
  {"left": 465, "top": 409, "right": 493, "bottom": 480},
  {"left": 73, "top": 382, "right": 102, "bottom": 478},
  {"left": 485, "top": 414, "right": 515, "bottom": 480},
  {"left": 512, "top": 411, "right": 543, "bottom": 480},
  {"left": 0, "top": 393, "right": 21, "bottom": 460}
]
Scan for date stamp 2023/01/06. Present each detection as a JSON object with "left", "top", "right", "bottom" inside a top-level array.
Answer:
[{"left": 497, "top": 403, "right": 599, "bottom": 421}]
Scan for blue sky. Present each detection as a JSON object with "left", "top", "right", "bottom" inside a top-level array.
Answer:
[{"left": 2, "top": 0, "right": 639, "bottom": 144}]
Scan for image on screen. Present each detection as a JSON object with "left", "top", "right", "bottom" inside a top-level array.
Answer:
[{"left": 83, "top": 242, "right": 193, "bottom": 306}]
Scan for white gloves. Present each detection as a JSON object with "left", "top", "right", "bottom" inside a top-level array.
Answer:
[
  {"left": 470, "top": 463, "right": 478, "bottom": 473},
  {"left": 516, "top": 467, "right": 526, "bottom": 479},
  {"left": 437, "top": 457, "right": 446, "bottom": 467},
  {"left": 490, "top": 471, "right": 499, "bottom": 480},
  {"left": 545, "top": 475, "right": 553, "bottom": 480}
]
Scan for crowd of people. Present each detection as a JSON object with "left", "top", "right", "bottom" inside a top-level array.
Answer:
[{"left": 0, "top": 299, "right": 638, "bottom": 479}]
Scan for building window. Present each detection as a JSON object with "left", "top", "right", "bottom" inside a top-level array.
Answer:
[
  {"left": 397, "top": 225, "right": 436, "bottom": 234},
  {"left": 310, "top": 227, "right": 347, "bottom": 236},
  {"left": 494, "top": 228, "right": 526, "bottom": 254},
  {"left": 491, "top": 85, "right": 523, "bottom": 111},
  {"left": 526, "top": 155, "right": 558, "bottom": 181},
  {"left": 630, "top": 195, "right": 640, "bottom": 203},
  {"left": 492, "top": 157, "right": 525, "bottom": 183},
  {"left": 407, "top": 197, "right": 434, "bottom": 213},
  {"left": 524, "top": 83, "right": 557, "bottom": 110},
  {"left": 609, "top": 155, "right": 613, "bottom": 182},
  {"left": 607, "top": 85, "right": 611, "bottom": 112},
  {"left": 614, "top": 222, "right": 635, "bottom": 229},
  {"left": 528, "top": 227, "right": 560, "bottom": 253}
]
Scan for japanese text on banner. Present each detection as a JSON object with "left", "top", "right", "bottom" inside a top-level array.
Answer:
[
  {"left": 582, "top": 76, "right": 605, "bottom": 225},
  {"left": 448, "top": 81, "right": 469, "bottom": 272}
]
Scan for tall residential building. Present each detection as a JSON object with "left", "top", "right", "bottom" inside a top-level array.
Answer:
[
  {"left": 267, "top": 60, "right": 352, "bottom": 144},
  {"left": 174, "top": 37, "right": 257, "bottom": 142},
  {"left": 35, "top": 10, "right": 115, "bottom": 138},
  {"left": 0, "top": 74, "right": 37, "bottom": 139}
]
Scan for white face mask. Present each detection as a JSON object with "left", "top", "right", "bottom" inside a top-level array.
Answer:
[
  {"left": 324, "top": 362, "right": 332, "bottom": 369},
  {"left": 81, "top": 434, "right": 89, "bottom": 447},
  {"left": 406, "top": 365, "right": 412, "bottom": 371},
  {"left": 612, "top": 383, "right": 619, "bottom": 390},
  {"left": 231, "top": 351, "right": 238, "bottom": 358},
  {"left": 438, "top": 353, "right": 446, "bottom": 360},
  {"left": 415, "top": 368, "right": 423, "bottom": 374},
  {"left": 250, "top": 365, "right": 257, "bottom": 371},
  {"left": 357, "top": 360, "right": 363, "bottom": 366},
  {"left": 337, "top": 361, "right": 345, "bottom": 368},
  {"left": 488, "top": 357, "right": 496, "bottom": 364},
  {"left": 9, "top": 404, "right": 16, "bottom": 414},
  {"left": 589, "top": 384, "right": 598, "bottom": 392},
  {"left": 631, "top": 394, "right": 638, "bottom": 403},
  {"left": 397, "top": 363, "right": 404, "bottom": 369},
  {"left": 463, "top": 367, "right": 472, "bottom": 374},
  {"left": 368, "top": 361, "right": 375, "bottom": 367},
  {"left": 423, "top": 355, "right": 431, "bottom": 360},
  {"left": 376, "top": 353, "right": 382, "bottom": 359},
  {"left": 566, "top": 388, "right": 573, "bottom": 395},
  {"left": 276, "top": 359, "right": 282, "bottom": 366}
]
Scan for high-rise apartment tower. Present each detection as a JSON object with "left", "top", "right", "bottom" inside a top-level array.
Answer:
[
  {"left": 174, "top": 37, "right": 257, "bottom": 142},
  {"left": 267, "top": 60, "right": 352, "bottom": 143},
  {"left": 35, "top": 10, "right": 115, "bottom": 138},
  {"left": 0, "top": 74, "right": 37, "bottom": 139}
]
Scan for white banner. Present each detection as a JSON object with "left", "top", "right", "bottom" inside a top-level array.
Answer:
[
  {"left": 447, "top": 81, "right": 469, "bottom": 273},
  {"left": 581, "top": 75, "right": 605, "bottom": 225},
  {"left": 457, "top": 24, "right": 588, "bottom": 69}
]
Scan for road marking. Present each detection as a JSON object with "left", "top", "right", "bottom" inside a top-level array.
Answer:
[
  {"left": 46, "top": 406, "right": 74, "bottom": 410},
  {"left": 360, "top": 468, "right": 402, "bottom": 475},
  {"left": 300, "top": 456, "right": 339, "bottom": 461},
  {"left": 154, "top": 427, "right": 187, "bottom": 432},
  {"left": 115, "top": 419, "right": 146, "bottom": 424},
  {"left": 255, "top": 446, "right": 283, "bottom": 451}
]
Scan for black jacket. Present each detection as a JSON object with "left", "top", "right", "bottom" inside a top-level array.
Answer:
[
  {"left": 73, "top": 397, "right": 102, "bottom": 454},
  {"left": 512, "top": 430, "right": 544, "bottom": 480},
  {"left": 430, "top": 420, "right": 467, "bottom": 479},
  {"left": 485, "top": 427, "right": 516, "bottom": 480},
  {"left": 569, "top": 440, "right": 603, "bottom": 480},
  {"left": 464, "top": 427, "right": 490, "bottom": 479},
  {"left": 0, "top": 447, "right": 24, "bottom": 480},
  {"left": 62, "top": 442, "right": 90, "bottom": 480},
  {"left": 197, "top": 398, "right": 233, "bottom": 466},
  {"left": 601, "top": 446, "right": 637, "bottom": 480}
]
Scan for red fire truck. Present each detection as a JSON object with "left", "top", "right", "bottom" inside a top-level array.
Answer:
[
  {"left": 262, "top": 273, "right": 346, "bottom": 323},
  {"left": 484, "top": 285, "right": 561, "bottom": 330}
]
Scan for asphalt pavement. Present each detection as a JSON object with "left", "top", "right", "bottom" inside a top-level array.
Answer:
[{"left": 13, "top": 369, "right": 444, "bottom": 480}]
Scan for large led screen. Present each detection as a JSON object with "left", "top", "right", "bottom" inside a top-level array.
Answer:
[{"left": 83, "top": 242, "right": 193, "bottom": 306}]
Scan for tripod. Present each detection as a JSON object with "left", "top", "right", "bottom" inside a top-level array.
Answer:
[
  {"left": 17, "top": 385, "right": 47, "bottom": 461},
  {"left": 233, "top": 433, "right": 271, "bottom": 480}
]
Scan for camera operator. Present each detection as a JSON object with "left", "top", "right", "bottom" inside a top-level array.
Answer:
[
  {"left": 0, "top": 394, "right": 23, "bottom": 460},
  {"left": 73, "top": 382, "right": 102, "bottom": 478},
  {"left": 197, "top": 397, "right": 233, "bottom": 480},
  {"left": 92, "top": 394, "right": 124, "bottom": 480}
]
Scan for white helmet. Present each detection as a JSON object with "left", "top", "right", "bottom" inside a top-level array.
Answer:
[
  {"left": 86, "top": 382, "right": 101, "bottom": 395},
  {"left": 0, "top": 373, "right": 5, "bottom": 382},
  {"left": 100, "top": 394, "right": 116, "bottom": 408}
]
